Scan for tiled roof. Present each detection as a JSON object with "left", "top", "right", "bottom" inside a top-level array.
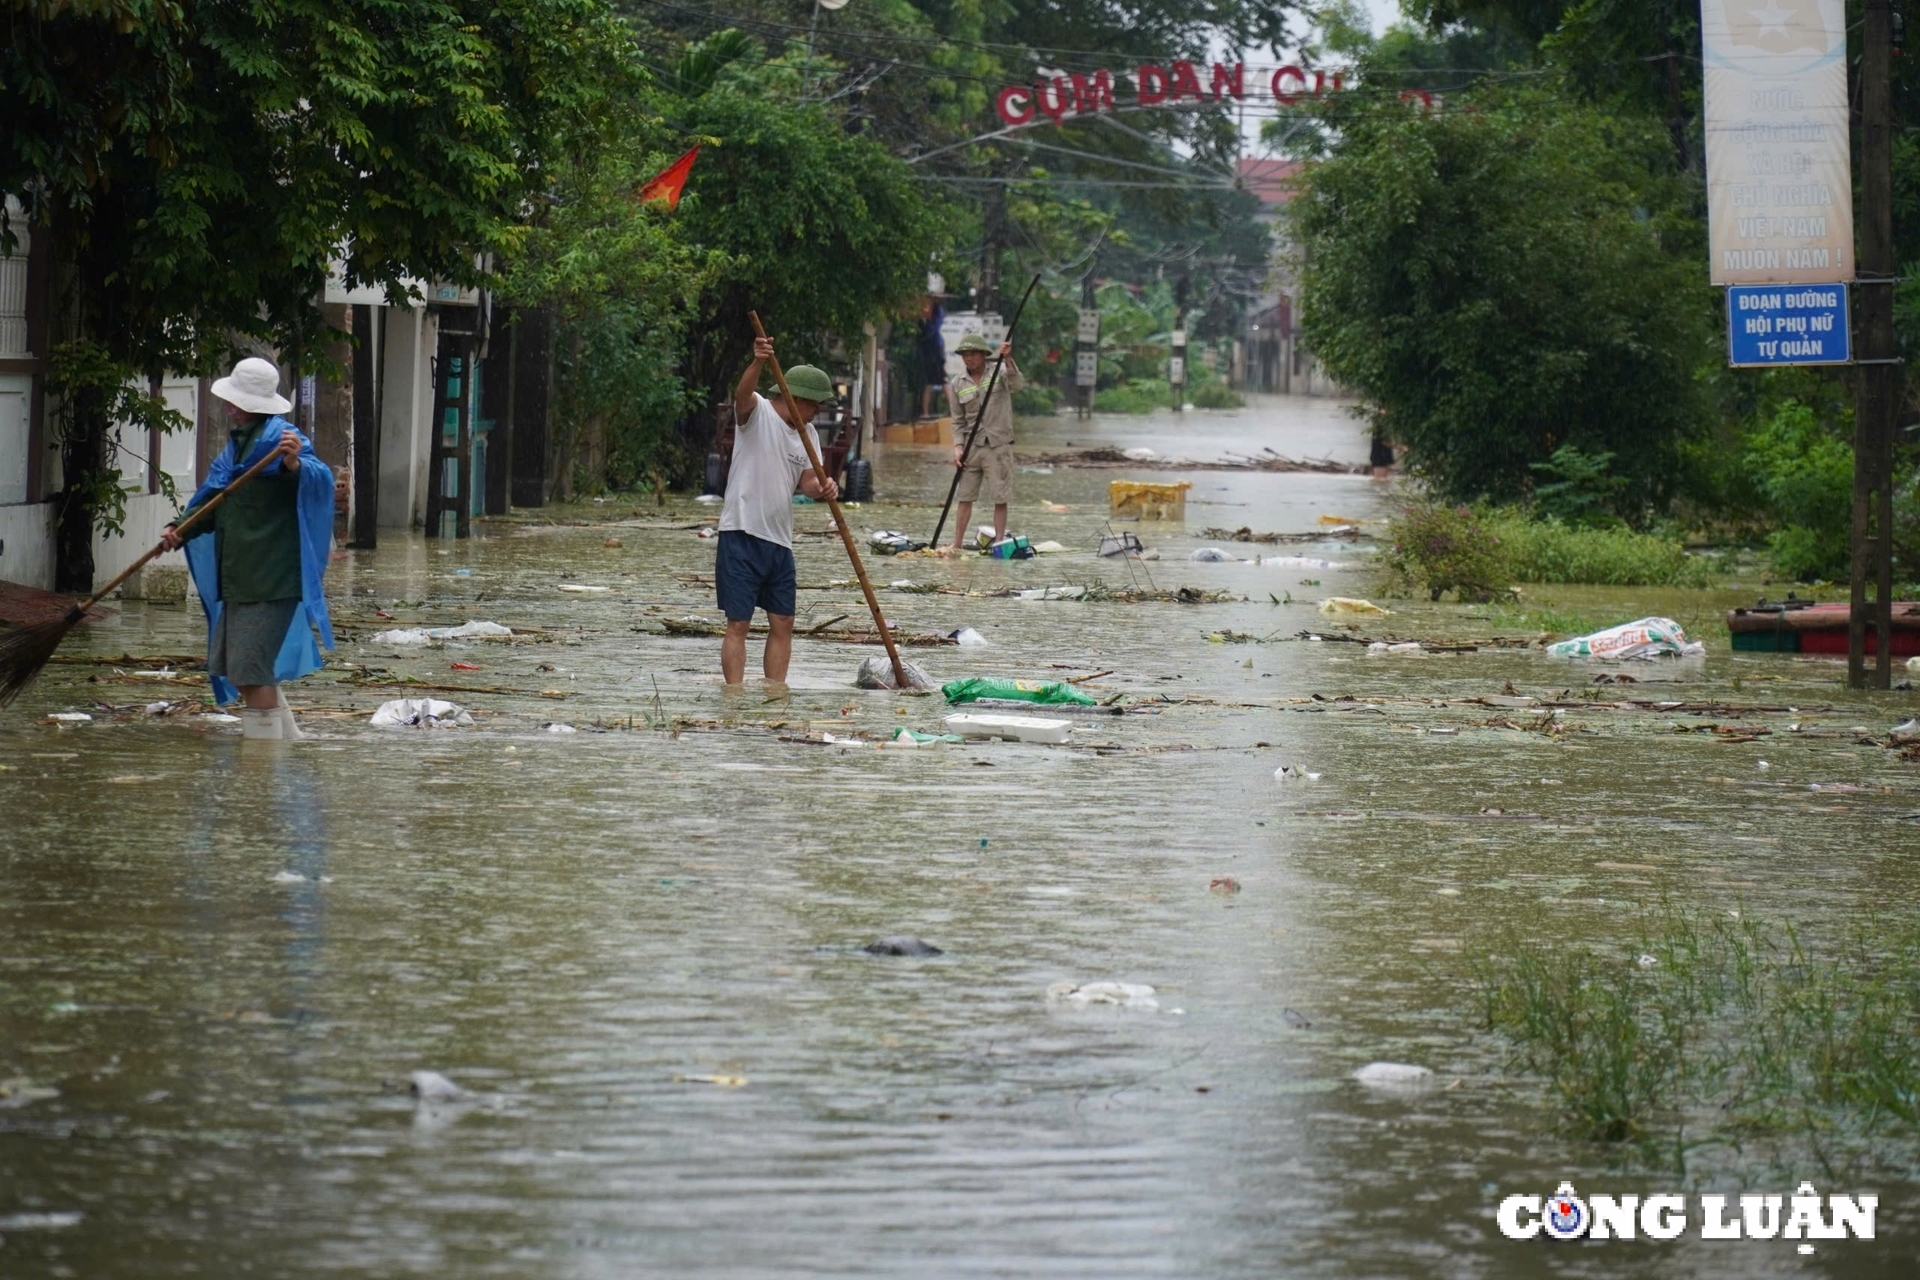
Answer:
[{"left": 1236, "top": 157, "right": 1302, "bottom": 207}]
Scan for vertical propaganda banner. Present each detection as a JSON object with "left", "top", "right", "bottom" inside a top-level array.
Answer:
[{"left": 1702, "top": 0, "right": 1853, "bottom": 285}]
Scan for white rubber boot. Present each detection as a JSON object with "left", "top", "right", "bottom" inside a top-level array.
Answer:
[
  {"left": 241, "top": 708, "right": 284, "bottom": 740},
  {"left": 274, "top": 687, "right": 305, "bottom": 741}
]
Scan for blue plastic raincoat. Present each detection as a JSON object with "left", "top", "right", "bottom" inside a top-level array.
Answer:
[{"left": 182, "top": 416, "right": 336, "bottom": 705}]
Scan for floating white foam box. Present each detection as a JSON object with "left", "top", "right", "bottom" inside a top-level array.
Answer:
[{"left": 942, "top": 713, "right": 1072, "bottom": 744}]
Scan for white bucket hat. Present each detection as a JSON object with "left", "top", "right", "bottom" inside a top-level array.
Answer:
[{"left": 210, "top": 356, "right": 293, "bottom": 416}]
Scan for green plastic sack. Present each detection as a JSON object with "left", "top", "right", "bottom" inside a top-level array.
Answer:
[
  {"left": 890, "top": 727, "right": 963, "bottom": 744},
  {"left": 941, "top": 677, "right": 1096, "bottom": 706}
]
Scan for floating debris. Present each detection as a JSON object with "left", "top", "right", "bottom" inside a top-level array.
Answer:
[
  {"left": 1353, "top": 1062, "right": 1434, "bottom": 1089},
  {"left": 1047, "top": 981, "right": 1160, "bottom": 1010},
  {"left": 1318, "top": 597, "right": 1388, "bottom": 616},
  {"left": 369, "top": 698, "right": 474, "bottom": 728},
  {"left": 854, "top": 656, "right": 938, "bottom": 690},
  {"left": 1019, "top": 447, "right": 1362, "bottom": 474},
  {"left": 1203, "top": 526, "right": 1364, "bottom": 544},
  {"left": 0, "top": 1077, "right": 60, "bottom": 1109},
  {"left": 865, "top": 936, "right": 944, "bottom": 956},
  {"left": 409, "top": 1071, "right": 466, "bottom": 1102}
]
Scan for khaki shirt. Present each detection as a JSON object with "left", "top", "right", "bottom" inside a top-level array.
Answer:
[{"left": 948, "top": 362, "right": 1025, "bottom": 449}]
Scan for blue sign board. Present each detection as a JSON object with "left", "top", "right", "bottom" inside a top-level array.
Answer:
[{"left": 1726, "top": 284, "right": 1850, "bottom": 367}]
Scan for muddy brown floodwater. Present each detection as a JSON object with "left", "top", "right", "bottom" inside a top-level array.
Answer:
[{"left": 3, "top": 394, "right": 1917, "bottom": 1277}]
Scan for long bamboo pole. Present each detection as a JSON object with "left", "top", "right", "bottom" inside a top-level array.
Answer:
[
  {"left": 747, "top": 312, "right": 910, "bottom": 688},
  {"left": 0, "top": 432, "right": 294, "bottom": 707},
  {"left": 929, "top": 273, "right": 1040, "bottom": 549}
]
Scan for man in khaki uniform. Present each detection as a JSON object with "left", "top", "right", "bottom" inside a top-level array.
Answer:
[{"left": 947, "top": 333, "right": 1024, "bottom": 549}]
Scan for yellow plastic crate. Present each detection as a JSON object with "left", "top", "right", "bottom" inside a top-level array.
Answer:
[{"left": 1109, "top": 480, "right": 1192, "bottom": 520}]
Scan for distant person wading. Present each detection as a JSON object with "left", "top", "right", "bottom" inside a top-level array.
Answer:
[
  {"left": 716, "top": 335, "right": 839, "bottom": 685},
  {"left": 947, "top": 333, "right": 1023, "bottom": 549},
  {"left": 161, "top": 357, "right": 335, "bottom": 740}
]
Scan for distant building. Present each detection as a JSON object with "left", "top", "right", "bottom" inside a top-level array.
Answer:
[{"left": 1234, "top": 158, "right": 1336, "bottom": 396}]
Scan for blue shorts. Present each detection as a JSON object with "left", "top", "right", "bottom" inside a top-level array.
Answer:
[{"left": 716, "top": 530, "right": 797, "bottom": 621}]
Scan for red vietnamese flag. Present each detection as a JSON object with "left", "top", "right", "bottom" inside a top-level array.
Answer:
[{"left": 634, "top": 146, "right": 700, "bottom": 210}]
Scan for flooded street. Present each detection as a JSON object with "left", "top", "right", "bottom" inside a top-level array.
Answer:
[{"left": 4, "top": 395, "right": 1917, "bottom": 1278}]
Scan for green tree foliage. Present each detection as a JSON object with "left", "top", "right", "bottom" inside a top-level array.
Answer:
[
  {"left": 2, "top": 0, "right": 633, "bottom": 585},
  {"left": 629, "top": 0, "right": 1284, "bottom": 398},
  {"left": 1292, "top": 87, "right": 1714, "bottom": 509},
  {"left": 1415, "top": 1, "right": 1702, "bottom": 169},
  {"left": 1742, "top": 400, "right": 1856, "bottom": 582},
  {"left": 502, "top": 124, "right": 728, "bottom": 498},
  {"left": 672, "top": 83, "right": 945, "bottom": 407}
]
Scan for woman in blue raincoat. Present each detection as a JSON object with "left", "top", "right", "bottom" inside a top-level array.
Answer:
[{"left": 162, "top": 357, "right": 336, "bottom": 740}]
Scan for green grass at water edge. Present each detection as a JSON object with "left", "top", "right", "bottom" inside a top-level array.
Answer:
[
  {"left": 1380, "top": 501, "right": 1725, "bottom": 599},
  {"left": 1487, "top": 512, "right": 1719, "bottom": 589},
  {"left": 1475, "top": 905, "right": 1920, "bottom": 1169}
]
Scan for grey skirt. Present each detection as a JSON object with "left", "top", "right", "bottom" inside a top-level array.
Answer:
[{"left": 209, "top": 598, "right": 301, "bottom": 687}]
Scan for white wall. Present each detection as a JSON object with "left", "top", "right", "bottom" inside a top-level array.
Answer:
[
  {"left": 378, "top": 305, "right": 437, "bottom": 529},
  {"left": 94, "top": 492, "right": 189, "bottom": 587},
  {"left": 0, "top": 499, "right": 53, "bottom": 588},
  {"left": 93, "top": 375, "right": 201, "bottom": 587},
  {"left": 0, "top": 373, "right": 30, "bottom": 506}
]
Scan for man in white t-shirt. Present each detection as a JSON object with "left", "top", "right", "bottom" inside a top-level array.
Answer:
[{"left": 717, "top": 335, "right": 839, "bottom": 685}]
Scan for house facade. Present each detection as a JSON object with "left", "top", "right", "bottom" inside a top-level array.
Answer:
[
  {"left": 1235, "top": 158, "right": 1336, "bottom": 396},
  {"left": 0, "top": 203, "right": 553, "bottom": 594}
]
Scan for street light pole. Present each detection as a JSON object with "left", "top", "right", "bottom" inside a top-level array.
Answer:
[
  {"left": 800, "top": 0, "right": 848, "bottom": 103},
  {"left": 801, "top": 0, "right": 820, "bottom": 102}
]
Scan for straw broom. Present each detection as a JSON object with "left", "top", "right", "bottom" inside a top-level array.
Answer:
[{"left": 0, "top": 443, "right": 289, "bottom": 708}]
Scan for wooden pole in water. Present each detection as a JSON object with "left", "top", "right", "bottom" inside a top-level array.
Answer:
[{"left": 747, "top": 311, "right": 910, "bottom": 688}]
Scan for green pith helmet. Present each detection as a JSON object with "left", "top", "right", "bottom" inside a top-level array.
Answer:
[
  {"left": 783, "top": 364, "right": 834, "bottom": 403},
  {"left": 955, "top": 333, "right": 993, "bottom": 354}
]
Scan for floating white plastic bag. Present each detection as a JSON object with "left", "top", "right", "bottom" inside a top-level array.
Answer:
[
  {"left": 1047, "top": 980, "right": 1160, "bottom": 1010},
  {"left": 853, "top": 655, "right": 937, "bottom": 690},
  {"left": 430, "top": 620, "right": 512, "bottom": 639},
  {"left": 370, "top": 698, "right": 473, "bottom": 728},
  {"left": 1547, "top": 617, "right": 1703, "bottom": 660},
  {"left": 1189, "top": 547, "right": 1236, "bottom": 562},
  {"left": 368, "top": 629, "right": 434, "bottom": 645}
]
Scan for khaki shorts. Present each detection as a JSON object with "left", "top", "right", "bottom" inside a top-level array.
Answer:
[{"left": 957, "top": 443, "right": 1015, "bottom": 505}]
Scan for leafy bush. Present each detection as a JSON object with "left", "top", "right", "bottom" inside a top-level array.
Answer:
[
  {"left": 1093, "top": 377, "right": 1172, "bottom": 414},
  {"left": 1742, "top": 399, "right": 1853, "bottom": 581},
  {"left": 1012, "top": 384, "right": 1061, "bottom": 415},
  {"left": 1189, "top": 381, "right": 1244, "bottom": 409},
  {"left": 1528, "top": 444, "right": 1628, "bottom": 525},
  {"left": 1380, "top": 500, "right": 1511, "bottom": 601},
  {"left": 1489, "top": 510, "right": 1715, "bottom": 588},
  {"left": 1383, "top": 499, "right": 1716, "bottom": 597}
]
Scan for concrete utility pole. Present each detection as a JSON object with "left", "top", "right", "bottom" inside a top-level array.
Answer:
[
  {"left": 1076, "top": 273, "right": 1097, "bottom": 419},
  {"left": 1851, "top": 0, "right": 1899, "bottom": 688}
]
